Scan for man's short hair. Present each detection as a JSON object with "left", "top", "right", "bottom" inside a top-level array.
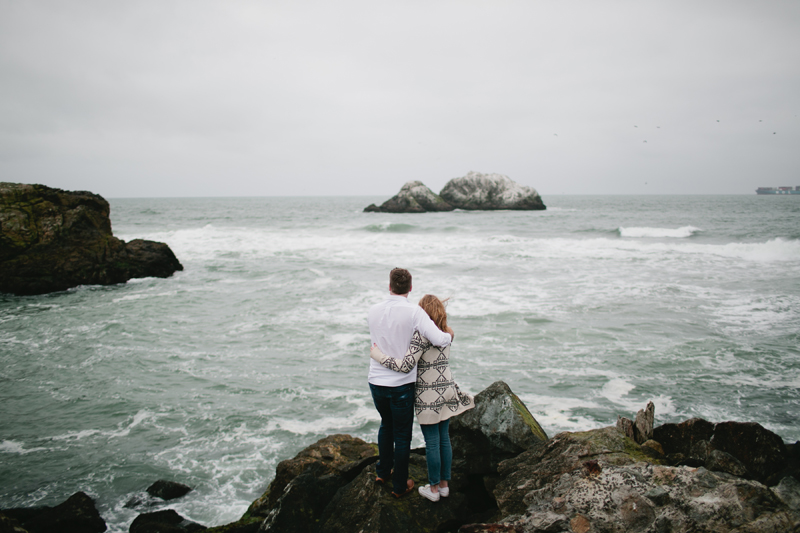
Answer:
[{"left": 389, "top": 268, "right": 412, "bottom": 295}]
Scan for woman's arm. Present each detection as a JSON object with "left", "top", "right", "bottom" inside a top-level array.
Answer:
[{"left": 370, "top": 331, "right": 427, "bottom": 373}]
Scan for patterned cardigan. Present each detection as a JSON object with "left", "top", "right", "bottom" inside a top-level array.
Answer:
[{"left": 370, "top": 331, "right": 474, "bottom": 425}]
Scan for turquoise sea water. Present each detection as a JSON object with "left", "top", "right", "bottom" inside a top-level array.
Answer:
[{"left": 1, "top": 195, "right": 799, "bottom": 531}]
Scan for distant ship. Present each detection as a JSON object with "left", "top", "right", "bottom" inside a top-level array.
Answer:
[{"left": 756, "top": 186, "right": 800, "bottom": 195}]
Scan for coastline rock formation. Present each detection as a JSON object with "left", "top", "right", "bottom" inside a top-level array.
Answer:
[
  {"left": 364, "top": 172, "right": 547, "bottom": 213},
  {"left": 440, "top": 172, "right": 545, "bottom": 211},
  {"left": 0, "top": 182, "right": 182, "bottom": 296},
  {"left": 364, "top": 172, "right": 546, "bottom": 213},
  {"left": 206, "top": 382, "right": 798, "bottom": 532},
  {"left": 364, "top": 181, "right": 454, "bottom": 213},
  {"left": 3, "top": 383, "right": 799, "bottom": 533}
]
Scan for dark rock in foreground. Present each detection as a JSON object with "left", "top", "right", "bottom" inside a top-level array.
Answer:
[
  {"left": 653, "top": 417, "right": 792, "bottom": 485},
  {"left": 440, "top": 172, "right": 545, "bottom": 211},
  {"left": 214, "top": 381, "right": 552, "bottom": 533},
  {"left": 130, "top": 509, "right": 206, "bottom": 533},
  {"left": 319, "top": 456, "right": 477, "bottom": 533},
  {"left": 0, "top": 182, "right": 182, "bottom": 295},
  {"left": 221, "top": 385, "right": 799, "bottom": 533},
  {"left": 364, "top": 181, "right": 454, "bottom": 213},
  {"left": 1, "top": 492, "right": 106, "bottom": 533},
  {"left": 6, "top": 385, "right": 799, "bottom": 533},
  {"left": 208, "top": 434, "right": 379, "bottom": 533}
]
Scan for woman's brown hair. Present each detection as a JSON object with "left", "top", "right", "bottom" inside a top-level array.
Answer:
[{"left": 418, "top": 294, "right": 449, "bottom": 332}]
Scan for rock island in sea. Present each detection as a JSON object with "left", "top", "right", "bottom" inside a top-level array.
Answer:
[
  {"left": 0, "top": 182, "right": 183, "bottom": 296},
  {"left": 3, "top": 381, "right": 797, "bottom": 533},
  {"left": 364, "top": 171, "right": 546, "bottom": 213}
]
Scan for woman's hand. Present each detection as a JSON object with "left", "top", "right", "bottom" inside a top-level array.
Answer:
[{"left": 446, "top": 326, "right": 455, "bottom": 340}]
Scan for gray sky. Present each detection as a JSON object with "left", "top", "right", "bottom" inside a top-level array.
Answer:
[{"left": 1, "top": 1, "right": 799, "bottom": 198}]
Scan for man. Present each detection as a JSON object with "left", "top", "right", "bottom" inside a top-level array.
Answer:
[{"left": 367, "top": 267, "right": 453, "bottom": 498}]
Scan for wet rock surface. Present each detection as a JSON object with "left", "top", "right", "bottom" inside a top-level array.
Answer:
[
  {"left": 146, "top": 481, "right": 193, "bottom": 502},
  {"left": 0, "top": 182, "right": 182, "bottom": 295}
]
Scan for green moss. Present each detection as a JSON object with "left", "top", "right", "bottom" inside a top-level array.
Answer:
[
  {"left": 510, "top": 392, "right": 548, "bottom": 442},
  {"left": 204, "top": 516, "right": 262, "bottom": 533}
]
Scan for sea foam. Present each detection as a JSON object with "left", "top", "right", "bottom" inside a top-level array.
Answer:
[{"left": 618, "top": 226, "right": 701, "bottom": 238}]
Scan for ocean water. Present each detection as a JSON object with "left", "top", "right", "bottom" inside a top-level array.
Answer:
[{"left": 1, "top": 195, "right": 799, "bottom": 531}]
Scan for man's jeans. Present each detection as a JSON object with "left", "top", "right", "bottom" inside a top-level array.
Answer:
[
  {"left": 369, "top": 382, "right": 415, "bottom": 494},
  {"left": 420, "top": 419, "right": 452, "bottom": 486}
]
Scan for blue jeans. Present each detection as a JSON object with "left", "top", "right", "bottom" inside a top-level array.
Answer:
[
  {"left": 420, "top": 419, "right": 451, "bottom": 486},
  {"left": 369, "top": 382, "right": 415, "bottom": 494}
]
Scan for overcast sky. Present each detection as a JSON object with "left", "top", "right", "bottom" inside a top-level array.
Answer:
[{"left": 1, "top": 1, "right": 798, "bottom": 198}]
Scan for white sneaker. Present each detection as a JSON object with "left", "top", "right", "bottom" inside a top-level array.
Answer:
[
  {"left": 418, "top": 484, "right": 440, "bottom": 502},
  {"left": 439, "top": 486, "right": 449, "bottom": 498}
]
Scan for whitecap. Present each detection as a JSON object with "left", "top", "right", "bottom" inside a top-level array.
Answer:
[
  {"left": 709, "top": 238, "right": 800, "bottom": 262},
  {"left": 47, "top": 410, "right": 158, "bottom": 442},
  {"left": 107, "top": 409, "right": 158, "bottom": 438},
  {"left": 49, "top": 429, "right": 102, "bottom": 441},
  {"left": 619, "top": 226, "right": 701, "bottom": 238},
  {"left": 0, "top": 439, "right": 49, "bottom": 455},
  {"left": 112, "top": 291, "right": 177, "bottom": 303},
  {"left": 265, "top": 403, "right": 378, "bottom": 435},
  {"left": 598, "top": 377, "right": 636, "bottom": 406}
]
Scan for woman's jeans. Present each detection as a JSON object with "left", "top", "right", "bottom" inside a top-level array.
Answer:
[
  {"left": 369, "top": 382, "right": 415, "bottom": 495},
  {"left": 420, "top": 419, "right": 451, "bottom": 486}
]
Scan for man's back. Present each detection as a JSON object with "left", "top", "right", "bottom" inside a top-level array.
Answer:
[{"left": 368, "top": 294, "right": 450, "bottom": 386}]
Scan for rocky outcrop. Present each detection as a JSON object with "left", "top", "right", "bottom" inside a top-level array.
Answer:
[
  {"left": 0, "top": 182, "right": 182, "bottom": 295},
  {"left": 364, "top": 181, "right": 454, "bottom": 213},
  {"left": 440, "top": 172, "right": 545, "bottom": 211},
  {"left": 207, "top": 434, "right": 379, "bottom": 533},
  {"left": 363, "top": 172, "right": 546, "bottom": 213},
  {"left": 318, "top": 455, "right": 482, "bottom": 533},
  {"left": 492, "top": 441, "right": 799, "bottom": 533},
  {"left": 653, "top": 418, "right": 794, "bottom": 485},
  {"left": 450, "top": 381, "right": 548, "bottom": 477},
  {"left": 228, "top": 393, "right": 798, "bottom": 533},
  {"left": 7, "top": 389, "right": 799, "bottom": 533},
  {"left": 0, "top": 492, "right": 106, "bottom": 533},
  {"left": 211, "top": 381, "right": 542, "bottom": 533},
  {"left": 616, "top": 400, "right": 655, "bottom": 444}
]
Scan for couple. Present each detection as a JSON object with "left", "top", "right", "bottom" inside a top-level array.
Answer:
[{"left": 367, "top": 267, "right": 474, "bottom": 502}]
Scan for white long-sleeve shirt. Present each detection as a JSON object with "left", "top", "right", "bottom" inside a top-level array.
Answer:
[{"left": 367, "top": 294, "right": 452, "bottom": 386}]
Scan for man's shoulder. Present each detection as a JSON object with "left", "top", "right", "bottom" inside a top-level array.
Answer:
[
  {"left": 371, "top": 295, "right": 413, "bottom": 310},
  {"left": 369, "top": 298, "right": 391, "bottom": 311}
]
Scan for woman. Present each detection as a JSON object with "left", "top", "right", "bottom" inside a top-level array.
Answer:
[{"left": 370, "top": 294, "right": 474, "bottom": 502}]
